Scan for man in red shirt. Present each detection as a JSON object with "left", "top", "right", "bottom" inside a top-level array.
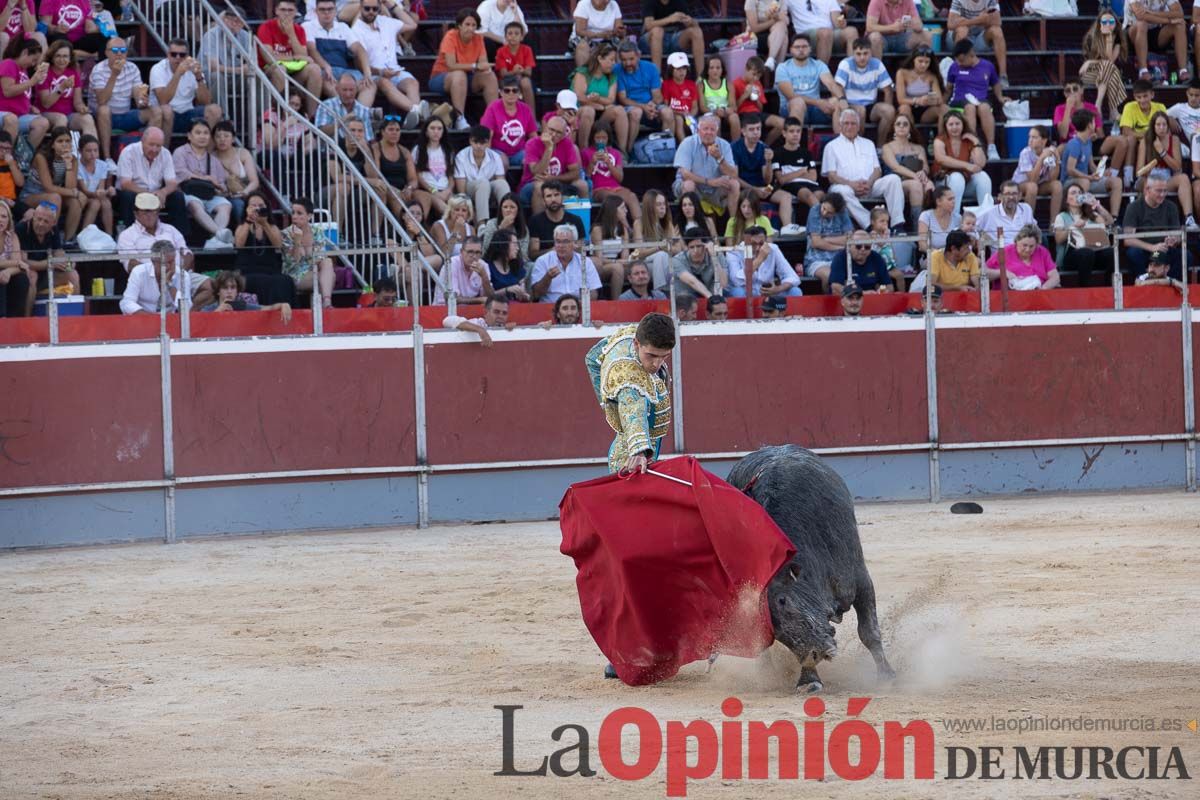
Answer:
[
  {"left": 256, "top": 0, "right": 322, "bottom": 115},
  {"left": 494, "top": 21, "right": 535, "bottom": 109}
]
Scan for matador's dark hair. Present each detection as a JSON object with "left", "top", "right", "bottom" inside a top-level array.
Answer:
[{"left": 636, "top": 312, "right": 676, "bottom": 350}]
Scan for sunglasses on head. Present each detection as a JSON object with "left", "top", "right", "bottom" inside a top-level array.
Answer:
[
  {"left": 39, "top": 201, "right": 58, "bottom": 212},
  {"left": 111, "top": 46, "right": 128, "bottom": 54},
  {"left": 914, "top": 47, "right": 933, "bottom": 57},
  {"left": 383, "top": 114, "right": 404, "bottom": 122}
]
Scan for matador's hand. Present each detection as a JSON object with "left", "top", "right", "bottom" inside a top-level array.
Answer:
[{"left": 621, "top": 452, "right": 649, "bottom": 476}]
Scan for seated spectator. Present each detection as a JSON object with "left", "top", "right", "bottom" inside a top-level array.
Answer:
[
  {"left": 528, "top": 180, "right": 586, "bottom": 259},
  {"left": 324, "top": 120, "right": 375, "bottom": 228},
  {"left": 774, "top": 33, "right": 847, "bottom": 135},
  {"left": 616, "top": 41, "right": 675, "bottom": 148},
  {"left": 0, "top": 1, "right": 38, "bottom": 62},
  {"left": 400, "top": 200, "right": 444, "bottom": 277},
  {"left": 90, "top": 37, "right": 157, "bottom": 160},
  {"left": 430, "top": 9, "right": 497, "bottom": 131},
  {"left": 946, "top": 0, "right": 1008, "bottom": 88},
  {"left": 725, "top": 189, "right": 772, "bottom": 246},
  {"left": 634, "top": 187, "right": 680, "bottom": 287},
  {"left": 830, "top": 230, "right": 893, "bottom": 294},
  {"left": 976, "top": 181, "right": 1035, "bottom": 250},
  {"left": 483, "top": 227, "right": 529, "bottom": 301},
  {"left": 75, "top": 134, "right": 114, "bottom": 234},
  {"left": 1, "top": 38, "right": 49, "bottom": 150},
  {"left": 478, "top": 191, "right": 530, "bottom": 265},
  {"left": 785, "top": 0, "right": 858, "bottom": 66},
  {"left": 493, "top": 21, "right": 535, "bottom": 110},
  {"left": 478, "top": 0, "right": 527, "bottom": 52},
  {"left": 1054, "top": 181, "right": 1115, "bottom": 288},
  {"left": 1060, "top": 108, "right": 1124, "bottom": 218},
  {"left": 725, "top": 224, "right": 801, "bottom": 298},
  {"left": 670, "top": 229, "right": 726, "bottom": 299},
  {"left": 573, "top": 43, "right": 628, "bottom": 157},
  {"left": 675, "top": 189, "right": 719, "bottom": 239},
  {"left": 1136, "top": 110, "right": 1194, "bottom": 227},
  {"left": 431, "top": 193, "right": 475, "bottom": 259},
  {"left": 583, "top": 123, "right": 640, "bottom": 227},
  {"left": 17, "top": 200, "right": 76, "bottom": 294},
  {"left": 36, "top": 40, "right": 96, "bottom": 141},
  {"left": 571, "top": 0, "right": 624, "bottom": 67},
  {"left": 661, "top": 52, "right": 698, "bottom": 143},
  {"left": 1125, "top": 0, "right": 1187, "bottom": 82},
  {"left": 803, "top": 191, "right": 853, "bottom": 292},
  {"left": 316, "top": 74, "right": 376, "bottom": 141},
  {"left": 256, "top": 0, "right": 322, "bottom": 116},
  {"left": 771, "top": 116, "right": 820, "bottom": 221},
  {"left": 835, "top": 37, "right": 895, "bottom": 145},
  {"left": 933, "top": 109, "right": 990, "bottom": 213},
  {"left": 697, "top": 53, "right": 739, "bottom": 141},
  {"left": 732, "top": 56, "right": 782, "bottom": 144},
  {"left": 881, "top": 115, "right": 932, "bottom": 226},
  {"left": 22, "top": 126, "right": 84, "bottom": 241},
  {"left": 918, "top": 186, "right": 962, "bottom": 254},
  {"left": 120, "top": 240, "right": 204, "bottom": 314},
  {"left": 0, "top": 131, "right": 21, "bottom": 205},
  {"left": 413, "top": 116, "right": 455, "bottom": 216},
  {"left": 116, "top": 191, "right": 194, "bottom": 276},
  {"left": 203, "top": 269, "right": 292, "bottom": 323},
  {"left": 945, "top": 38, "right": 1008, "bottom": 161},
  {"left": 1122, "top": 174, "right": 1183, "bottom": 279},
  {"left": 281, "top": 196, "right": 335, "bottom": 308},
  {"left": 117, "top": 126, "right": 189, "bottom": 235},
  {"left": 732, "top": 113, "right": 797, "bottom": 231},
  {"left": 455, "top": 125, "right": 509, "bottom": 223},
  {"left": 1080, "top": 10, "right": 1128, "bottom": 122},
  {"left": 1167, "top": 77, "right": 1200, "bottom": 152},
  {"left": 1135, "top": 250, "right": 1186, "bottom": 290},
  {"left": 234, "top": 191, "right": 294, "bottom": 306},
  {"left": 672, "top": 113, "right": 739, "bottom": 219},
  {"left": 543, "top": 88, "right": 581, "bottom": 143},
  {"left": 304, "top": 0, "right": 375, "bottom": 106},
  {"left": 352, "top": 0, "right": 425, "bottom": 126},
  {"left": 821, "top": 108, "right": 905, "bottom": 231},
  {"left": 619, "top": 258, "right": 666, "bottom": 299},
  {"left": 261, "top": 92, "right": 317, "bottom": 184},
  {"left": 1055, "top": 80, "right": 1127, "bottom": 197},
  {"left": 0, "top": 201, "right": 31, "bottom": 316},
  {"left": 867, "top": 205, "right": 907, "bottom": 287},
  {"left": 481, "top": 74, "right": 536, "bottom": 167},
  {"left": 839, "top": 283, "right": 862, "bottom": 316},
  {"left": 150, "top": 38, "right": 222, "bottom": 137},
  {"left": 211, "top": 120, "right": 259, "bottom": 224},
  {"left": 590, "top": 193, "right": 632, "bottom": 299},
  {"left": 530, "top": 224, "right": 601, "bottom": 302},
  {"left": 640, "top": 0, "right": 705, "bottom": 74},
  {"left": 866, "top": 0, "right": 931, "bottom": 58},
  {"left": 519, "top": 116, "right": 588, "bottom": 215},
  {"left": 173, "top": 120, "right": 234, "bottom": 250},
  {"left": 926, "top": 229, "right": 980, "bottom": 293},
  {"left": 894, "top": 45, "right": 947, "bottom": 131},
  {"left": 40, "top": 0, "right": 106, "bottom": 57},
  {"left": 745, "top": 0, "right": 789, "bottom": 70},
  {"left": 1119, "top": 79, "right": 1166, "bottom": 187},
  {"left": 706, "top": 295, "right": 729, "bottom": 319},
  {"left": 200, "top": 8, "right": 252, "bottom": 122},
  {"left": 986, "top": 224, "right": 1061, "bottom": 290},
  {"left": 675, "top": 294, "right": 698, "bottom": 319},
  {"left": 549, "top": 292, "right": 582, "bottom": 324},
  {"left": 434, "top": 234, "right": 494, "bottom": 304}
]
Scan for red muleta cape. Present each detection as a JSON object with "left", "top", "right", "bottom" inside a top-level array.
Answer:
[{"left": 559, "top": 456, "right": 796, "bottom": 686}]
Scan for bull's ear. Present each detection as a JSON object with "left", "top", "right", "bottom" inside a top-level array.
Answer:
[{"left": 787, "top": 563, "right": 801, "bottom": 582}]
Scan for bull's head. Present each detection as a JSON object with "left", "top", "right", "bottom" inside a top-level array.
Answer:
[{"left": 768, "top": 561, "right": 838, "bottom": 663}]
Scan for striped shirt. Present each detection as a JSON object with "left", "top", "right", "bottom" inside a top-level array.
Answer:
[
  {"left": 834, "top": 57, "right": 892, "bottom": 106},
  {"left": 949, "top": 0, "right": 998, "bottom": 22},
  {"left": 314, "top": 97, "right": 375, "bottom": 141},
  {"left": 88, "top": 59, "right": 142, "bottom": 114}
]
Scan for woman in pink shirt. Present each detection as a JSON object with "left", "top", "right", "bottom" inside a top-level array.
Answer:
[
  {"left": 480, "top": 74, "right": 536, "bottom": 167},
  {"left": 0, "top": 0, "right": 37, "bottom": 58},
  {"left": 0, "top": 38, "right": 49, "bottom": 147},
  {"left": 986, "top": 224, "right": 1061, "bottom": 289},
  {"left": 581, "top": 123, "right": 640, "bottom": 227},
  {"left": 35, "top": 39, "right": 95, "bottom": 140}
]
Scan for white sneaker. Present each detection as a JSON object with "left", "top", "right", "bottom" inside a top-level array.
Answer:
[
  {"left": 1188, "top": 215, "right": 1197, "bottom": 230},
  {"left": 764, "top": 56, "right": 776, "bottom": 71},
  {"left": 404, "top": 106, "right": 421, "bottom": 129},
  {"left": 454, "top": 114, "right": 470, "bottom": 131},
  {"left": 216, "top": 228, "right": 234, "bottom": 245},
  {"left": 203, "top": 235, "right": 227, "bottom": 250},
  {"left": 401, "top": 40, "right": 416, "bottom": 58},
  {"left": 986, "top": 144, "right": 1000, "bottom": 160},
  {"left": 780, "top": 223, "right": 803, "bottom": 236},
  {"left": 418, "top": 99, "right": 430, "bottom": 120}
]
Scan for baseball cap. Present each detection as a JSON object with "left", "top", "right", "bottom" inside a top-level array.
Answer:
[
  {"left": 763, "top": 295, "right": 788, "bottom": 311},
  {"left": 555, "top": 89, "right": 579, "bottom": 111},
  {"left": 927, "top": 285, "right": 943, "bottom": 297},
  {"left": 1149, "top": 250, "right": 1169, "bottom": 265},
  {"left": 134, "top": 192, "right": 161, "bottom": 211},
  {"left": 666, "top": 52, "right": 689, "bottom": 69},
  {"left": 841, "top": 284, "right": 864, "bottom": 297}
]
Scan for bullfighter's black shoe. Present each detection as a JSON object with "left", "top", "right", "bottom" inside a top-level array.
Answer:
[{"left": 603, "top": 663, "right": 617, "bottom": 679}]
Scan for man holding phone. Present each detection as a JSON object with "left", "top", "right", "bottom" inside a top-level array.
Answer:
[{"left": 865, "top": 0, "right": 932, "bottom": 59}]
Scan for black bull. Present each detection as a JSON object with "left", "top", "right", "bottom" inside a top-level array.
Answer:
[{"left": 727, "top": 445, "right": 896, "bottom": 693}]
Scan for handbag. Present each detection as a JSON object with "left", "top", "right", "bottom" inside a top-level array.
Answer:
[{"left": 181, "top": 153, "right": 219, "bottom": 200}]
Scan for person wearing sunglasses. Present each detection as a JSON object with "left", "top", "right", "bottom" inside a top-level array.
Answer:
[
  {"left": 148, "top": 38, "right": 222, "bottom": 138},
  {"left": 1080, "top": 12, "right": 1130, "bottom": 121},
  {"left": 255, "top": 0, "right": 324, "bottom": 116},
  {"left": 351, "top": 0, "right": 427, "bottom": 129},
  {"left": 90, "top": 37, "right": 160, "bottom": 161},
  {"left": 828, "top": 230, "right": 894, "bottom": 296}
]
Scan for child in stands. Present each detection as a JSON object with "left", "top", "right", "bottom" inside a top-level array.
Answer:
[
  {"left": 660, "top": 52, "right": 698, "bottom": 143},
  {"left": 494, "top": 21, "right": 535, "bottom": 109}
]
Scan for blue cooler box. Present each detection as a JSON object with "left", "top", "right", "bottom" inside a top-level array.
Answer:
[
  {"left": 34, "top": 296, "right": 86, "bottom": 317},
  {"left": 1004, "top": 119, "right": 1051, "bottom": 160}
]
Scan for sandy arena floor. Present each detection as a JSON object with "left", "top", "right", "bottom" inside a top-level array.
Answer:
[{"left": 2, "top": 493, "right": 1199, "bottom": 799}]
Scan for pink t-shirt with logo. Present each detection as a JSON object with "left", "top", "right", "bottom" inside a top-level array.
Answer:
[
  {"left": 4, "top": 0, "right": 33, "bottom": 37},
  {"left": 0, "top": 59, "right": 32, "bottom": 115},
  {"left": 39, "top": 0, "right": 91, "bottom": 43},
  {"left": 480, "top": 99, "right": 537, "bottom": 159},
  {"left": 35, "top": 67, "right": 80, "bottom": 114},
  {"left": 519, "top": 136, "right": 580, "bottom": 188},
  {"left": 581, "top": 145, "right": 622, "bottom": 191}
]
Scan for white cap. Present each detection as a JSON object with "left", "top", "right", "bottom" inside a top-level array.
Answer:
[
  {"left": 666, "top": 52, "right": 689, "bottom": 70},
  {"left": 555, "top": 89, "right": 579, "bottom": 110}
]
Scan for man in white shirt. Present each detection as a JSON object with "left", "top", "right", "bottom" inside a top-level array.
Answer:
[
  {"left": 90, "top": 37, "right": 160, "bottom": 160},
  {"left": 530, "top": 225, "right": 602, "bottom": 302},
  {"left": 820, "top": 108, "right": 905, "bottom": 229},
  {"left": 454, "top": 124, "right": 511, "bottom": 222},
  {"left": 724, "top": 225, "right": 803, "bottom": 297},
  {"left": 117, "top": 192, "right": 196, "bottom": 272},
  {"left": 785, "top": 0, "right": 859, "bottom": 65},
  {"left": 352, "top": 0, "right": 425, "bottom": 123},
  {"left": 119, "top": 237, "right": 211, "bottom": 314},
  {"left": 116, "top": 127, "right": 190, "bottom": 235},
  {"left": 149, "top": 38, "right": 222, "bottom": 138},
  {"left": 304, "top": 0, "right": 376, "bottom": 104},
  {"left": 975, "top": 180, "right": 1035, "bottom": 249}
]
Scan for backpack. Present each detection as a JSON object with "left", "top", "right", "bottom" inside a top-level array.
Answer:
[{"left": 632, "top": 135, "right": 677, "bottom": 165}]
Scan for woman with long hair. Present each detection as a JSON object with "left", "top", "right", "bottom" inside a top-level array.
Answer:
[
  {"left": 400, "top": 200, "right": 444, "bottom": 294},
  {"left": 1012, "top": 124, "right": 1063, "bottom": 224},
  {"left": 933, "top": 109, "right": 991, "bottom": 213},
  {"left": 234, "top": 191, "right": 294, "bottom": 306},
  {"left": 1053, "top": 180, "right": 1114, "bottom": 287},
  {"left": 583, "top": 123, "right": 640, "bottom": 225},
  {"left": 371, "top": 115, "right": 427, "bottom": 219},
  {"left": 697, "top": 54, "right": 740, "bottom": 142},
  {"left": 917, "top": 185, "right": 962, "bottom": 254},
  {"left": 591, "top": 193, "right": 631, "bottom": 300},
  {"left": 634, "top": 188, "right": 680, "bottom": 289},
  {"left": 0, "top": 201, "right": 32, "bottom": 316},
  {"left": 478, "top": 192, "right": 530, "bottom": 265},
  {"left": 724, "top": 189, "right": 772, "bottom": 247},
  {"left": 413, "top": 116, "right": 455, "bottom": 216},
  {"left": 483, "top": 227, "right": 529, "bottom": 301},
  {"left": 894, "top": 45, "right": 947, "bottom": 130},
  {"left": 21, "top": 125, "right": 82, "bottom": 239},
  {"left": 881, "top": 114, "right": 933, "bottom": 222},
  {"left": 1080, "top": 11, "right": 1129, "bottom": 121},
  {"left": 1136, "top": 110, "right": 1193, "bottom": 226},
  {"left": 675, "top": 190, "right": 719, "bottom": 240},
  {"left": 572, "top": 43, "right": 629, "bottom": 154}
]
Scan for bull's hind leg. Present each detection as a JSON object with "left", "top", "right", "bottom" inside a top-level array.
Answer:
[{"left": 853, "top": 578, "right": 896, "bottom": 681}]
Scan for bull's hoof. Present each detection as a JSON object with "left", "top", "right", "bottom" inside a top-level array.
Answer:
[
  {"left": 603, "top": 663, "right": 618, "bottom": 679},
  {"left": 878, "top": 665, "right": 898, "bottom": 682},
  {"left": 797, "top": 679, "right": 824, "bottom": 694}
]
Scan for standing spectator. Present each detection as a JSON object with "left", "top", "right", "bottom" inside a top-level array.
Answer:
[
  {"left": 640, "top": 0, "right": 705, "bottom": 74},
  {"left": 572, "top": 43, "right": 628, "bottom": 158},
  {"left": 90, "top": 37, "right": 157, "bottom": 160},
  {"left": 927, "top": 229, "right": 980, "bottom": 292},
  {"left": 481, "top": 74, "right": 536, "bottom": 167},
  {"left": 1060, "top": 108, "right": 1126, "bottom": 219},
  {"left": 18, "top": 200, "right": 76, "bottom": 293},
  {"left": 413, "top": 116, "right": 455, "bottom": 216},
  {"left": 430, "top": 9, "right": 497, "bottom": 131},
  {"left": 493, "top": 21, "right": 535, "bottom": 110},
  {"left": 772, "top": 115, "right": 821, "bottom": 222},
  {"left": 200, "top": 8, "right": 252, "bottom": 121},
  {"left": 1012, "top": 125, "right": 1063, "bottom": 224},
  {"left": 583, "top": 123, "right": 640, "bottom": 226},
  {"left": 976, "top": 181, "right": 1035, "bottom": 250},
  {"left": 35, "top": 40, "right": 95, "bottom": 140},
  {"left": 351, "top": 0, "right": 424, "bottom": 126},
  {"left": 527, "top": 180, "right": 586, "bottom": 259},
  {"left": 659, "top": 51, "right": 697, "bottom": 143},
  {"left": 0, "top": 38, "right": 48, "bottom": 149},
  {"left": 802, "top": 191, "right": 852, "bottom": 292},
  {"left": 933, "top": 109, "right": 990, "bottom": 213},
  {"left": 946, "top": 0, "right": 1008, "bottom": 89},
  {"left": 669, "top": 229, "right": 725, "bottom": 299},
  {"left": 945, "top": 38, "right": 1009, "bottom": 161},
  {"left": 1054, "top": 181, "right": 1115, "bottom": 288},
  {"left": 745, "top": 0, "right": 788, "bottom": 71},
  {"left": 39, "top": 0, "right": 106, "bottom": 56},
  {"left": 732, "top": 56, "right": 782, "bottom": 144},
  {"left": 211, "top": 120, "right": 259, "bottom": 224},
  {"left": 75, "top": 134, "right": 113, "bottom": 234},
  {"left": 483, "top": 227, "right": 528, "bottom": 301},
  {"left": 234, "top": 191, "right": 294, "bottom": 306},
  {"left": 479, "top": 192, "right": 531, "bottom": 265},
  {"left": 634, "top": 187, "right": 680, "bottom": 287},
  {"left": 477, "top": 0, "right": 527, "bottom": 54},
  {"left": 881, "top": 114, "right": 932, "bottom": 224},
  {"left": 731, "top": 113, "right": 796, "bottom": 230},
  {"left": 149, "top": 39, "right": 222, "bottom": 137},
  {"left": 1055, "top": 79, "right": 1127, "bottom": 189},
  {"left": 829, "top": 230, "right": 894, "bottom": 294},
  {"left": 173, "top": 119, "right": 234, "bottom": 249},
  {"left": 304, "top": 0, "right": 374, "bottom": 106},
  {"left": 0, "top": 200, "right": 31, "bottom": 316},
  {"left": 1080, "top": 10, "right": 1129, "bottom": 122},
  {"left": 281, "top": 196, "right": 336, "bottom": 308},
  {"left": 616, "top": 41, "right": 675, "bottom": 148},
  {"left": 985, "top": 223, "right": 1061, "bottom": 289},
  {"left": 256, "top": 0, "right": 323, "bottom": 116},
  {"left": 917, "top": 186, "right": 961, "bottom": 254},
  {"left": 315, "top": 73, "right": 376, "bottom": 140},
  {"left": 724, "top": 224, "right": 801, "bottom": 298},
  {"left": 619, "top": 259, "right": 665, "bottom": 299},
  {"left": 530, "top": 224, "right": 601, "bottom": 302},
  {"left": 116, "top": 126, "right": 189, "bottom": 235},
  {"left": 21, "top": 126, "right": 82, "bottom": 241},
  {"left": 894, "top": 45, "right": 947, "bottom": 130},
  {"left": 433, "top": 234, "right": 494, "bottom": 304},
  {"left": 590, "top": 193, "right": 632, "bottom": 299},
  {"left": 672, "top": 114, "right": 739, "bottom": 219},
  {"left": 455, "top": 124, "right": 509, "bottom": 223},
  {"left": 774, "top": 33, "right": 847, "bottom": 134},
  {"left": 518, "top": 116, "right": 588, "bottom": 214},
  {"left": 571, "top": 0, "right": 624, "bottom": 67},
  {"left": 1122, "top": 174, "right": 1183, "bottom": 279},
  {"left": 865, "top": 0, "right": 931, "bottom": 59},
  {"left": 697, "top": 54, "right": 739, "bottom": 141},
  {"left": 0, "top": 0, "right": 38, "bottom": 62},
  {"left": 785, "top": 0, "right": 858, "bottom": 67},
  {"left": 835, "top": 37, "right": 896, "bottom": 145},
  {"left": 1124, "top": 0, "right": 1188, "bottom": 82},
  {"left": 1136, "top": 111, "right": 1194, "bottom": 227},
  {"left": 821, "top": 108, "right": 905, "bottom": 231}
]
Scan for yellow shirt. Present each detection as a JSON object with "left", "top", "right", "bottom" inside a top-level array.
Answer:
[
  {"left": 1119, "top": 101, "right": 1167, "bottom": 137},
  {"left": 929, "top": 249, "right": 980, "bottom": 289}
]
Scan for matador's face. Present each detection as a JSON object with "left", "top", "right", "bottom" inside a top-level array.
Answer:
[{"left": 634, "top": 341, "right": 672, "bottom": 375}]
